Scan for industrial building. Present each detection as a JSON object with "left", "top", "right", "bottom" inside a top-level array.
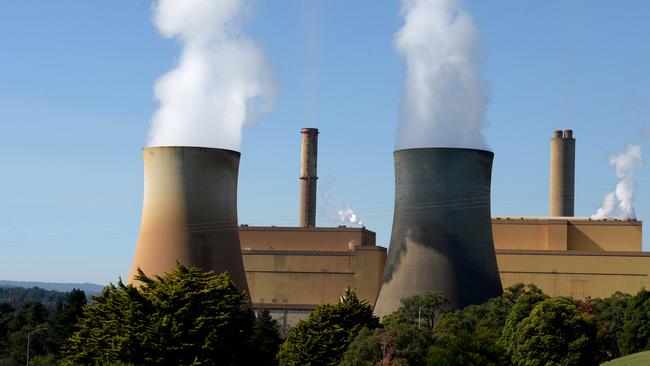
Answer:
[
  {"left": 236, "top": 129, "right": 646, "bottom": 325},
  {"left": 128, "top": 128, "right": 646, "bottom": 327},
  {"left": 494, "top": 217, "right": 645, "bottom": 299},
  {"left": 240, "top": 225, "right": 385, "bottom": 327}
]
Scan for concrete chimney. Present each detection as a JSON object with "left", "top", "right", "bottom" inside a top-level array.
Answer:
[
  {"left": 299, "top": 128, "right": 319, "bottom": 227},
  {"left": 549, "top": 129, "right": 576, "bottom": 217},
  {"left": 129, "top": 147, "right": 249, "bottom": 294},
  {"left": 374, "top": 148, "right": 502, "bottom": 316}
]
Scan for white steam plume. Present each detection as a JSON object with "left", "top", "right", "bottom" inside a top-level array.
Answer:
[
  {"left": 395, "top": 0, "right": 488, "bottom": 150},
  {"left": 337, "top": 205, "right": 363, "bottom": 226},
  {"left": 591, "top": 145, "right": 643, "bottom": 220},
  {"left": 148, "top": 0, "right": 276, "bottom": 150}
]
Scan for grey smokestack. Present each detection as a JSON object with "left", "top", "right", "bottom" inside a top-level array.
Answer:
[
  {"left": 374, "top": 148, "right": 502, "bottom": 316},
  {"left": 299, "top": 128, "right": 318, "bottom": 227},
  {"left": 549, "top": 129, "right": 576, "bottom": 217},
  {"left": 129, "top": 147, "right": 249, "bottom": 294}
]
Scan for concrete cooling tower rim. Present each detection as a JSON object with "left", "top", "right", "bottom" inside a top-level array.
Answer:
[
  {"left": 144, "top": 146, "right": 241, "bottom": 156},
  {"left": 394, "top": 147, "right": 493, "bottom": 155}
]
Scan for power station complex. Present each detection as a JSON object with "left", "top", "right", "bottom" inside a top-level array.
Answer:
[{"left": 130, "top": 129, "right": 645, "bottom": 327}]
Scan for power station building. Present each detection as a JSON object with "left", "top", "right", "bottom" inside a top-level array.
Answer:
[
  {"left": 128, "top": 129, "right": 646, "bottom": 328},
  {"left": 236, "top": 129, "right": 646, "bottom": 326}
]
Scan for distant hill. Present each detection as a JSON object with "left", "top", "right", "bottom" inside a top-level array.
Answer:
[
  {"left": 0, "top": 286, "right": 69, "bottom": 310},
  {"left": 0, "top": 280, "right": 105, "bottom": 294}
]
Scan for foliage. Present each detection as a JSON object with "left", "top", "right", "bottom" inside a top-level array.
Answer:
[
  {"left": 508, "top": 297, "right": 597, "bottom": 366},
  {"left": 428, "top": 285, "right": 541, "bottom": 366},
  {"left": 427, "top": 330, "right": 509, "bottom": 366},
  {"left": 499, "top": 286, "right": 548, "bottom": 355},
  {"left": 278, "top": 288, "right": 379, "bottom": 366},
  {"left": 592, "top": 292, "right": 630, "bottom": 362},
  {"left": 61, "top": 264, "right": 255, "bottom": 366},
  {"left": 337, "top": 327, "right": 382, "bottom": 366},
  {"left": 46, "top": 289, "right": 87, "bottom": 355},
  {"left": 619, "top": 289, "right": 650, "bottom": 355},
  {"left": 6, "top": 302, "right": 50, "bottom": 362},
  {"left": 252, "top": 308, "right": 283, "bottom": 366},
  {"left": 0, "top": 287, "right": 69, "bottom": 311},
  {"left": 382, "top": 292, "right": 447, "bottom": 331},
  {"left": 0, "top": 288, "right": 85, "bottom": 365},
  {"left": 340, "top": 322, "right": 432, "bottom": 366},
  {"left": 429, "top": 301, "right": 511, "bottom": 365},
  {"left": 0, "top": 279, "right": 643, "bottom": 365}
]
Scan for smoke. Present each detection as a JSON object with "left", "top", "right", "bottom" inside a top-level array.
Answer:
[
  {"left": 147, "top": 0, "right": 276, "bottom": 150},
  {"left": 394, "top": 0, "right": 488, "bottom": 150},
  {"left": 337, "top": 205, "right": 363, "bottom": 226},
  {"left": 591, "top": 145, "right": 643, "bottom": 220},
  {"left": 319, "top": 178, "right": 364, "bottom": 227},
  {"left": 591, "top": 192, "right": 615, "bottom": 220}
]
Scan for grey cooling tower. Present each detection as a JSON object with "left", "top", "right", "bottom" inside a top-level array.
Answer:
[
  {"left": 374, "top": 148, "right": 502, "bottom": 316},
  {"left": 129, "top": 147, "right": 249, "bottom": 294}
]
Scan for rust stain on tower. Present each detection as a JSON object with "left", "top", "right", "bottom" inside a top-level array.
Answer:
[
  {"left": 299, "top": 128, "right": 319, "bottom": 227},
  {"left": 129, "top": 146, "right": 249, "bottom": 294},
  {"left": 550, "top": 129, "right": 576, "bottom": 217}
]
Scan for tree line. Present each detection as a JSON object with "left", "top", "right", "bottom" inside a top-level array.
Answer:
[
  {"left": 4, "top": 265, "right": 650, "bottom": 365},
  {"left": 0, "top": 287, "right": 86, "bottom": 365}
]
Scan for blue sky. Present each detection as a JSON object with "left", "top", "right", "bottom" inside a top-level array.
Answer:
[{"left": 1, "top": 1, "right": 648, "bottom": 284}]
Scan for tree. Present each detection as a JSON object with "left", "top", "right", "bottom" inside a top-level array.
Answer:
[
  {"left": 591, "top": 292, "right": 630, "bottom": 362},
  {"left": 0, "top": 303, "right": 14, "bottom": 356},
  {"left": 383, "top": 292, "right": 447, "bottom": 331},
  {"left": 6, "top": 302, "right": 49, "bottom": 362},
  {"left": 429, "top": 301, "right": 511, "bottom": 365},
  {"left": 46, "top": 288, "right": 86, "bottom": 355},
  {"left": 337, "top": 327, "right": 381, "bottom": 366},
  {"left": 251, "top": 308, "right": 282, "bottom": 366},
  {"left": 277, "top": 288, "right": 379, "bottom": 366},
  {"left": 499, "top": 287, "right": 548, "bottom": 355},
  {"left": 61, "top": 263, "right": 255, "bottom": 365},
  {"left": 619, "top": 289, "right": 650, "bottom": 355},
  {"left": 341, "top": 292, "right": 449, "bottom": 366},
  {"left": 427, "top": 329, "right": 509, "bottom": 366},
  {"left": 339, "top": 322, "right": 433, "bottom": 366},
  {"left": 509, "top": 297, "right": 597, "bottom": 366}
]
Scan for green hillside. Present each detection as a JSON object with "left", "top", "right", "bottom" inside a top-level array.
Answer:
[{"left": 603, "top": 350, "right": 650, "bottom": 366}]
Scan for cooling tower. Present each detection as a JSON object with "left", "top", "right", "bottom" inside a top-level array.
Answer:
[
  {"left": 129, "top": 146, "right": 249, "bottom": 294},
  {"left": 549, "top": 129, "right": 576, "bottom": 217},
  {"left": 374, "top": 148, "right": 502, "bottom": 316},
  {"left": 299, "top": 128, "right": 319, "bottom": 227}
]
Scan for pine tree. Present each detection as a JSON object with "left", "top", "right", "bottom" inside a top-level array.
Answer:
[
  {"left": 277, "top": 288, "right": 379, "bottom": 366},
  {"left": 61, "top": 264, "right": 254, "bottom": 366},
  {"left": 251, "top": 308, "right": 282, "bottom": 365}
]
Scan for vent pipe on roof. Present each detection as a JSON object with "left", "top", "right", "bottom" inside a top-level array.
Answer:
[
  {"left": 300, "top": 128, "right": 318, "bottom": 227},
  {"left": 550, "top": 129, "right": 576, "bottom": 217}
]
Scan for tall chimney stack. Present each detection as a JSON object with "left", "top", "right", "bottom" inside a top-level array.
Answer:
[
  {"left": 549, "top": 129, "right": 576, "bottom": 217},
  {"left": 300, "top": 128, "right": 319, "bottom": 227}
]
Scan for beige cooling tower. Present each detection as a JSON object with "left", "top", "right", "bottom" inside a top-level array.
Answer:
[{"left": 129, "top": 146, "right": 249, "bottom": 294}]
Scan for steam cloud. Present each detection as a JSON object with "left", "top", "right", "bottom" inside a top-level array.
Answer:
[
  {"left": 148, "top": 0, "right": 276, "bottom": 150},
  {"left": 395, "top": 0, "right": 488, "bottom": 150},
  {"left": 591, "top": 145, "right": 643, "bottom": 220},
  {"left": 337, "top": 206, "right": 363, "bottom": 226}
]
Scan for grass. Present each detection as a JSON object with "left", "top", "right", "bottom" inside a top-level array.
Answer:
[{"left": 603, "top": 350, "right": 650, "bottom": 366}]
